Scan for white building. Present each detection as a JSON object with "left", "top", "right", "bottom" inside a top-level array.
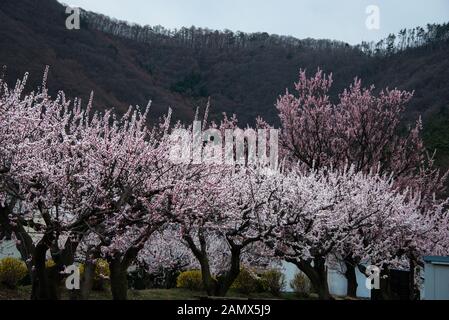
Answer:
[
  {"left": 0, "top": 240, "right": 20, "bottom": 259},
  {"left": 424, "top": 256, "right": 449, "bottom": 300}
]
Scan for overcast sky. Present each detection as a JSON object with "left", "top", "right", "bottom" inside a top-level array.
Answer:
[{"left": 62, "top": 0, "right": 449, "bottom": 44}]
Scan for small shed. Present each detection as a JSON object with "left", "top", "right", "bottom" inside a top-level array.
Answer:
[{"left": 424, "top": 256, "right": 449, "bottom": 300}]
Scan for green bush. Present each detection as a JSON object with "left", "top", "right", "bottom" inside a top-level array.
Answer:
[
  {"left": 128, "top": 267, "right": 154, "bottom": 290},
  {"left": 290, "top": 272, "right": 312, "bottom": 297},
  {"left": 176, "top": 270, "right": 203, "bottom": 291},
  {"left": 93, "top": 259, "right": 110, "bottom": 280},
  {"left": 93, "top": 259, "right": 110, "bottom": 291},
  {"left": 79, "top": 259, "right": 110, "bottom": 291},
  {"left": 260, "top": 269, "right": 285, "bottom": 296},
  {"left": 0, "top": 257, "right": 28, "bottom": 289},
  {"left": 45, "top": 259, "right": 56, "bottom": 269},
  {"left": 231, "top": 268, "right": 260, "bottom": 294}
]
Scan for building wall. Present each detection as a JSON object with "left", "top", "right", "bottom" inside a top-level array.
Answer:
[
  {"left": 0, "top": 240, "right": 21, "bottom": 259},
  {"left": 424, "top": 262, "right": 449, "bottom": 300}
]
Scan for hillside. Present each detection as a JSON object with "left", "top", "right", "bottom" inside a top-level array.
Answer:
[
  {"left": 1, "top": 0, "right": 449, "bottom": 163},
  {"left": 0, "top": 0, "right": 194, "bottom": 120}
]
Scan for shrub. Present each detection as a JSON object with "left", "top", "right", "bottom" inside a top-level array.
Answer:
[
  {"left": 0, "top": 257, "right": 28, "bottom": 289},
  {"left": 129, "top": 266, "right": 182, "bottom": 290},
  {"left": 45, "top": 259, "right": 56, "bottom": 269},
  {"left": 176, "top": 270, "right": 203, "bottom": 291},
  {"left": 79, "top": 259, "right": 110, "bottom": 291},
  {"left": 94, "top": 259, "right": 110, "bottom": 280},
  {"left": 231, "top": 268, "right": 260, "bottom": 294},
  {"left": 93, "top": 259, "right": 110, "bottom": 291},
  {"left": 290, "top": 272, "right": 312, "bottom": 297},
  {"left": 260, "top": 269, "right": 286, "bottom": 296},
  {"left": 128, "top": 267, "right": 153, "bottom": 290}
]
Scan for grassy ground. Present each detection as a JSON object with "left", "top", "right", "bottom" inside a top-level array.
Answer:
[
  {"left": 0, "top": 286, "right": 33, "bottom": 300},
  {"left": 0, "top": 285, "right": 312, "bottom": 300}
]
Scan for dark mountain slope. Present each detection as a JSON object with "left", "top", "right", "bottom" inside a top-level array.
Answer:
[
  {"left": 362, "top": 45, "right": 449, "bottom": 166},
  {"left": 363, "top": 45, "right": 449, "bottom": 121},
  {"left": 0, "top": 0, "right": 372, "bottom": 124},
  {"left": 0, "top": 0, "right": 194, "bottom": 120}
]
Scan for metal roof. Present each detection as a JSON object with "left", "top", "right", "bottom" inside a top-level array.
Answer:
[{"left": 424, "top": 256, "right": 449, "bottom": 264}]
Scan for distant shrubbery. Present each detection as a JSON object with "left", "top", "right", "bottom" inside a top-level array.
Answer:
[
  {"left": 176, "top": 268, "right": 285, "bottom": 296},
  {"left": 231, "top": 268, "right": 285, "bottom": 296},
  {"left": 0, "top": 257, "right": 28, "bottom": 289},
  {"left": 45, "top": 259, "right": 56, "bottom": 269},
  {"left": 231, "top": 268, "right": 261, "bottom": 294},
  {"left": 259, "top": 269, "right": 286, "bottom": 296},
  {"left": 290, "top": 272, "right": 312, "bottom": 298},
  {"left": 176, "top": 270, "right": 203, "bottom": 291},
  {"left": 80, "top": 259, "right": 110, "bottom": 291}
]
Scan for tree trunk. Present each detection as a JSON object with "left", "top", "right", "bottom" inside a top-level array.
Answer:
[
  {"left": 214, "top": 247, "right": 241, "bottom": 297},
  {"left": 183, "top": 232, "right": 218, "bottom": 296},
  {"left": 0, "top": 204, "right": 12, "bottom": 240},
  {"left": 109, "top": 258, "right": 129, "bottom": 300},
  {"left": 2, "top": 201, "right": 84, "bottom": 300},
  {"left": 186, "top": 240, "right": 242, "bottom": 297},
  {"left": 197, "top": 255, "right": 217, "bottom": 296},
  {"left": 291, "top": 257, "right": 333, "bottom": 300},
  {"left": 31, "top": 233, "right": 82, "bottom": 300},
  {"left": 183, "top": 232, "right": 244, "bottom": 297},
  {"left": 0, "top": 201, "right": 35, "bottom": 265},
  {"left": 344, "top": 261, "right": 358, "bottom": 298},
  {"left": 81, "top": 259, "right": 95, "bottom": 300},
  {"left": 31, "top": 240, "right": 59, "bottom": 300},
  {"left": 313, "top": 257, "right": 333, "bottom": 300},
  {"left": 409, "top": 258, "right": 417, "bottom": 301},
  {"left": 377, "top": 267, "right": 392, "bottom": 300}
]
